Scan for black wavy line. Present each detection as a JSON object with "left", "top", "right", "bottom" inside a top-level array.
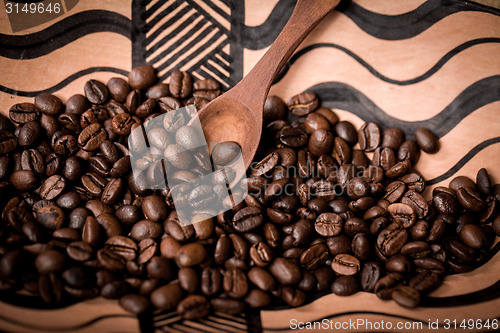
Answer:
[
  {"left": 240, "top": 0, "right": 295, "bottom": 49},
  {"left": 308, "top": 75, "right": 500, "bottom": 139},
  {"left": 0, "top": 67, "right": 129, "bottom": 97},
  {"left": 0, "top": 313, "right": 135, "bottom": 331},
  {"left": 427, "top": 137, "right": 500, "bottom": 185},
  {"left": 274, "top": 38, "right": 500, "bottom": 85},
  {"left": 240, "top": 0, "right": 500, "bottom": 50},
  {"left": 0, "top": 10, "right": 131, "bottom": 59},
  {"left": 338, "top": 0, "right": 500, "bottom": 41}
]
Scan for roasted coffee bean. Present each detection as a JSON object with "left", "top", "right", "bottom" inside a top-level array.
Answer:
[
  {"left": 392, "top": 285, "right": 420, "bottom": 308},
  {"left": 78, "top": 123, "right": 107, "bottom": 151},
  {"left": 373, "top": 147, "right": 396, "bottom": 171},
  {"left": 35, "top": 93, "right": 63, "bottom": 116},
  {"left": 331, "top": 276, "right": 359, "bottom": 296},
  {"left": 128, "top": 65, "right": 156, "bottom": 90},
  {"left": 105, "top": 236, "right": 137, "bottom": 261},
  {"left": 376, "top": 223, "right": 408, "bottom": 259},
  {"left": 39, "top": 175, "right": 66, "bottom": 200},
  {"left": 385, "top": 159, "right": 410, "bottom": 178},
  {"left": 107, "top": 77, "right": 131, "bottom": 102},
  {"left": 39, "top": 273, "right": 63, "bottom": 304},
  {"left": 20, "top": 149, "right": 45, "bottom": 175},
  {"left": 360, "top": 261, "right": 383, "bottom": 292},
  {"left": 433, "top": 192, "right": 459, "bottom": 215},
  {"left": 147, "top": 256, "right": 174, "bottom": 280},
  {"left": 97, "top": 248, "right": 126, "bottom": 272},
  {"left": 426, "top": 216, "right": 447, "bottom": 243},
  {"left": 169, "top": 70, "right": 192, "bottom": 98},
  {"left": 315, "top": 213, "right": 342, "bottom": 237},
  {"left": 358, "top": 122, "right": 380, "bottom": 152},
  {"left": 398, "top": 139, "right": 420, "bottom": 164},
  {"left": 141, "top": 195, "right": 168, "bottom": 222},
  {"left": 269, "top": 258, "right": 301, "bottom": 285},
  {"left": 331, "top": 254, "right": 360, "bottom": 275},
  {"left": 459, "top": 224, "right": 486, "bottom": 249},
  {"left": 84, "top": 80, "right": 108, "bottom": 104},
  {"left": 308, "top": 129, "right": 334, "bottom": 157},
  {"left": 66, "top": 241, "right": 93, "bottom": 261},
  {"left": 130, "top": 219, "right": 162, "bottom": 241},
  {"left": 249, "top": 242, "right": 273, "bottom": 267},
  {"left": 210, "top": 141, "right": 241, "bottom": 166},
  {"left": 409, "top": 270, "right": 441, "bottom": 293},
  {"left": 287, "top": 92, "right": 318, "bottom": 116},
  {"left": 18, "top": 121, "right": 41, "bottom": 147},
  {"left": 151, "top": 283, "right": 182, "bottom": 311},
  {"left": 352, "top": 233, "right": 370, "bottom": 260},
  {"left": 279, "top": 127, "right": 308, "bottom": 147},
  {"left": 456, "top": 187, "right": 485, "bottom": 212},
  {"left": 177, "top": 294, "right": 210, "bottom": 320},
  {"left": 386, "top": 254, "right": 412, "bottom": 273},
  {"left": 415, "top": 128, "right": 439, "bottom": 153},
  {"left": 387, "top": 203, "right": 417, "bottom": 228},
  {"left": 381, "top": 128, "right": 405, "bottom": 150},
  {"left": 36, "top": 205, "right": 64, "bottom": 230},
  {"left": 176, "top": 243, "right": 207, "bottom": 267},
  {"left": 223, "top": 268, "right": 248, "bottom": 298},
  {"left": 401, "top": 190, "right": 428, "bottom": 219},
  {"left": 232, "top": 206, "right": 263, "bottom": 232},
  {"left": 119, "top": 294, "right": 150, "bottom": 314},
  {"left": 0, "top": 131, "right": 17, "bottom": 154},
  {"left": 9, "top": 103, "right": 40, "bottom": 125},
  {"left": 300, "top": 243, "right": 329, "bottom": 270}
]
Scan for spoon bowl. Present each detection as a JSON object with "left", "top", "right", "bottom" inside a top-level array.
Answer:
[{"left": 198, "top": 97, "right": 261, "bottom": 168}]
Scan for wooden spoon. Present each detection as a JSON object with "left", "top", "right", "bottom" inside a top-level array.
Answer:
[{"left": 197, "top": 0, "right": 341, "bottom": 169}]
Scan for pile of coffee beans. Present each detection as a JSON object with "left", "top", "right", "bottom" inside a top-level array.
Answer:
[{"left": 0, "top": 66, "right": 499, "bottom": 320}]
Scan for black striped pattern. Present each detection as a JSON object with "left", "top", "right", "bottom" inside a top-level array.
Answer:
[
  {"left": 140, "top": 0, "right": 232, "bottom": 87},
  {"left": 151, "top": 311, "right": 251, "bottom": 333}
]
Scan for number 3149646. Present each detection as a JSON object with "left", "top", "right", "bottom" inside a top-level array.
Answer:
[{"left": 5, "top": 2, "right": 61, "bottom": 14}]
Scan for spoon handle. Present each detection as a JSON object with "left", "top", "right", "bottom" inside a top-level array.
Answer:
[{"left": 225, "top": 0, "right": 340, "bottom": 115}]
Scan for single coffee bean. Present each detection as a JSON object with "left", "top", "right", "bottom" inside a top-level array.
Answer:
[
  {"left": 459, "top": 224, "right": 486, "bottom": 249},
  {"left": 78, "top": 123, "right": 108, "bottom": 151},
  {"left": 360, "top": 261, "right": 383, "bottom": 292},
  {"left": 40, "top": 175, "right": 66, "bottom": 200},
  {"left": 300, "top": 243, "right": 329, "bottom": 270},
  {"left": 36, "top": 205, "right": 65, "bottom": 229},
  {"left": 67, "top": 241, "right": 93, "bottom": 261},
  {"left": 415, "top": 128, "right": 439, "bottom": 153},
  {"left": 176, "top": 243, "right": 207, "bottom": 267},
  {"left": 358, "top": 122, "right": 381, "bottom": 152},
  {"left": 105, "top": 236, "right": 138, "bottom": 261},
  {"left": 315, "top": 212, "right": 343, "bottom": 237},
  {"left": 119, "top": 294, "right": 150, "bottom": 314},
  {"left": 18, "top": 121, "right": 41, "bottom": 147},
  {"left": 169, "top": 70, "right": 192, "bottom": 98},
  {"left": 433, "top": 192, "right": 459, "bottom": 215},
  {"left": 233, "top": 206, "right": 263, "bottom": 232},
  {"left": 97, "top": 248, "right": 126, "bottom": 272},
  {"left": 84, "top": 80, "right": 109, "bottom": 104},
  {"left": 38, "top": 273, "right": 63, "bottom": 304},
  {"left": 456, "top": 187, "right": 485, "bottom": 212},
  {"left": 287, "top": 92, "right": 319, "bottom": 116},
  {"left": 151, "top": 283, "right": 182, "bottom": 311},
  {"left": 392, "top": 285, "right": 420, "bottom": 308},
  {"left": 177, "top": 295, "right": 210, "bottom": 320},
  {"left": 281, "top": 286, "right": 306, "bottom": 307},
  {"left": 409, "top": 270, "right": 441, "bottom": 293},
  {"left": 376, "top": 223, "right": 408, "bottom": 259},
  {"left": 9, "top": 103, "right": 41, "bottom": 125},
  {"left": 279, "top": 127, "right": 308, "bottom": 147},
  {"left": 381, "top": 128, "right": 405, "bottom": 149},
  {"left": 331, "top": 254, "right": 360, "bottom": 275},
  {"left": 331, "top": 276, "right": 359, "bottom": 296},
  {"left": 387, "top": 203, "right": 417, "bottom": 228},
  {"left": 269, "top": 258, "right": 301, "bottom": 285},
  {"left": 223, "top": 268, "right": 248, "bottom": 298}
]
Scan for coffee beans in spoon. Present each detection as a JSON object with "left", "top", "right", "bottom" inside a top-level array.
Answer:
[{"left": 0, "top": 66, "right": 498, "bottom": 320}]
